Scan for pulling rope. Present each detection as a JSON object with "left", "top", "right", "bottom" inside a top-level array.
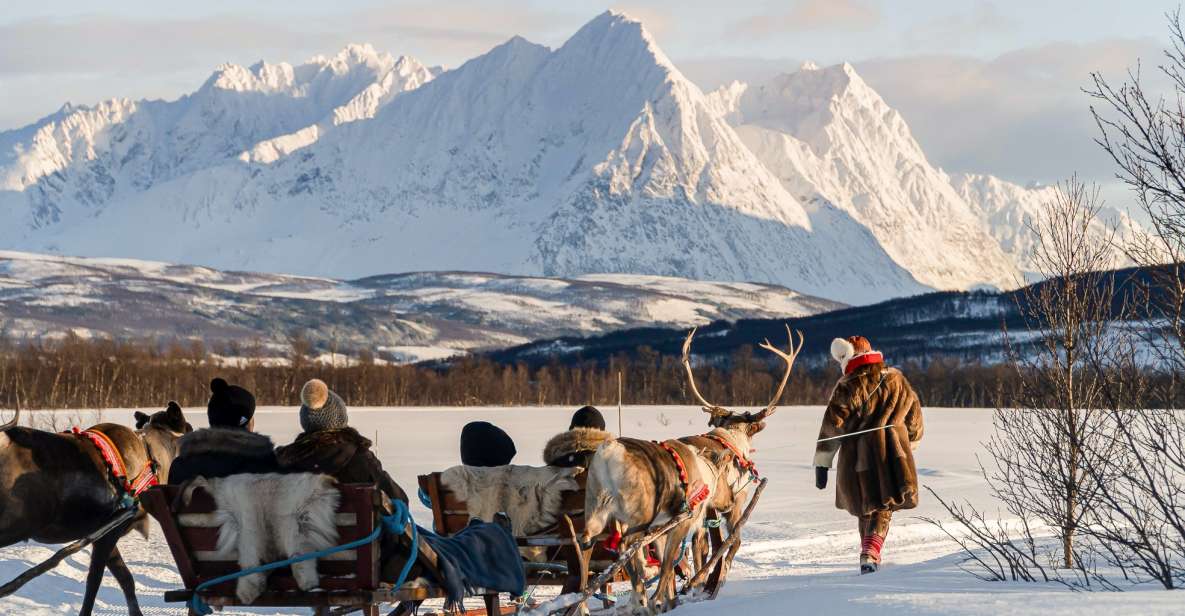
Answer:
[
  {"left": 0, "top": 507, "right": 138, "bottom": 598},
  {"left": 815, "top": 424, "right": 896, "bottom": 443},
  {"left": 189, "top": 499, "right": 418, "bottom": 616}
]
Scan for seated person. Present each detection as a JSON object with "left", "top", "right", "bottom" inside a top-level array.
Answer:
[
  {"left": 169, "top": 378, "right": 279, "bottom": 484},
  {"left": 459, "top": 421, "right": 516, "bottom": 467},
  {"left": 276, "top": 379, "right": 408, "bottom": 504},
  {"left": 543, "top": 405, "right": 613, "bottom": 468}
]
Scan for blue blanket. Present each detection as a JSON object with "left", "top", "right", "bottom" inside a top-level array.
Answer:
[{"left": 421, "top": 520, "right": 525, "bottom": 607}]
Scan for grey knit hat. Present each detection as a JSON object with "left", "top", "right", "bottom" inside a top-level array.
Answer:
[{"left": 299, "top": 379, "right": 348, "bottom": 432}]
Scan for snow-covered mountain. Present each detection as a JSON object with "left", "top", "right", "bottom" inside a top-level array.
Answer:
[
  {"left": 0, "top": 250, "right": 841, "bottom": 363},
  {"left": 951, "top": 173, "right": 1141, "bottom": 279},
  {"left": 707, "top": 64, "right": 1021, "bottom": 292},
  {"left": 0, "top": 11, "right": 1137, "bottom": 306}
]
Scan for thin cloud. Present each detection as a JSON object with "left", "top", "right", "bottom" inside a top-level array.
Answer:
[{"left": 731, "top": 0, "right": 881, "bottom": 38}]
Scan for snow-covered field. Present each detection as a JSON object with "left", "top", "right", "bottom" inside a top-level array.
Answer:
[{"left": 1, "top": 406, "right": 1180, "bottom": 615}]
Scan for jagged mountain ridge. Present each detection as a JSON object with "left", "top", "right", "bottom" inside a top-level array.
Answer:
[{"left": 0, "top": 11, "right": 1126, "bottom": 305}]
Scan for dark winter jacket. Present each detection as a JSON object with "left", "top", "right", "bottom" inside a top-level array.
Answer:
[
  {"left": 167, "top": 427, "right": 280, "bottom": 485},
  {"left": 814, "top": 363, "right": 924, "bottom": 517},
  {"left": 275, "top": 427, "right": 408, "bottom": 504},
  {"left": 542, "top": 427, "right": 613, "bottom": 468}
]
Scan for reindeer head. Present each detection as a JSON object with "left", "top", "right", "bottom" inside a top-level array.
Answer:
[
  {"left": 136, "top": 401, "right": 192, "bottom": 483},
  {"left": 682, "top": 324, "right": 804, "bottom": 438}
]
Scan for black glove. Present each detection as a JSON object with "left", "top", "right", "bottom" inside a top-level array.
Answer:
[{"left": 815, "top": 466, "right": 829, "bottom": 490}]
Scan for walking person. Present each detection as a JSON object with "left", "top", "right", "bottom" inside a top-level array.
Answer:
[{"left": 813, "top": 336, "right": 924, "bottom": 574}]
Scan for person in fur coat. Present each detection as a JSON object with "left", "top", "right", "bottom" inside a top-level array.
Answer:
[
  {"left": 543, "top": 406, "right": 614, "bottom": 468},
  {"left": 814, "top": 336, "right": 924, "bottom": 574},
  {"left": 169, "top": 378, "right": 279, "bottom": 484},
  {"left": 276, "top": 379, "right": 408, "bottom": 504}
]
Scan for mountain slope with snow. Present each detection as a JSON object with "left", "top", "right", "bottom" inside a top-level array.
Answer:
[
  {"left": 951, "top": 173, "right": 1142, "bottom": 278},
  {"left": 707, "top": 64, "right": 1022, "bottom": 292},
  {"left": 0, "top": 13, "right": 933, "bottom": 305},
  {"left": 0, "top": 250, "right": 840, "bottom": 363},
  {"left": 0, "top": 12, "right": 1140, "bottom": 306}
]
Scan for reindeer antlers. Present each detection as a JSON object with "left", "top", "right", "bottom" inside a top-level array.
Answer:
[
  {"left": 681, "top": 328, "right": 730, "bottom": 417},
  {"left": 757, "top": 324, "right": 805, "bottom": 417}
]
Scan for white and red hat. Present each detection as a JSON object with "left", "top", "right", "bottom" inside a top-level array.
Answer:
[{"left": 830, "top": 336, "right": 884, "bottom": 375}]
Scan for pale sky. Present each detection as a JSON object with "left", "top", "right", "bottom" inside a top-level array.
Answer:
[{"left": 0, "top": 0, "right": 1178, "bottom": 198}]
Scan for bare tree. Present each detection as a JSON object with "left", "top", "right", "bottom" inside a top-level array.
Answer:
[{"left": 985, "top": 176, "right": 1119, "bottom": 569}]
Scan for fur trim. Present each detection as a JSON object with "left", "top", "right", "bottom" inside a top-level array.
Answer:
[
  {"left": 301, "top": 379, "right": 330, "bottom": 410},
  {"left": 441, "top": 464, "right": 580, "bottom": 535},
  {"left": 831, "top": 338, "right": 855, "bottom": 367},
  {"left": 184, "top": 472, "right": 340, "bottom": 603},
  {"left": 543, "top": 428, "right": 613, "bottom": 466},
  {"left": 178, "top": 427, "right": 275, "bottom": 459}
]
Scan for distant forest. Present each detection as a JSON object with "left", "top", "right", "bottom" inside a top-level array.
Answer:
[{"left": 0, "top": 334, "right": 1088, "bottom": 410}]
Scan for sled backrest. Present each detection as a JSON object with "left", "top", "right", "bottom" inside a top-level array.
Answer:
[
  {"left": 417, "top": 470, "right": 587, "bottom": 535},
  {"left": 142, "top": 483, "right": 381, "bottom": 595}
]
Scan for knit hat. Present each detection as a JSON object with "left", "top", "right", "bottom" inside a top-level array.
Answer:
[
  {"left": 299, "top": 379, "right": 349, "bottom": 432},
  {"left": 569, "top": 405, "right": 606, "bottom": 431},
  {"left": 830, "top": 336, "right": 883, "bottom": 375},
  {"left": 460, "top": 421, "right": 517, "bottom": 467},
  {"left": 207, "top": 378, "right": 256, "bottom": 428}
]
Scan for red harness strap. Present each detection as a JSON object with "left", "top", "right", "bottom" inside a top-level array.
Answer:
[
  {"left": 656, "top": 440, "right": 709, "bottom": 511},
  {"left": 703, "top": 433, "right": 759, "bottom": 479},
  {"left": 72, "top": 427, "right": 158, "bottom": 500}
]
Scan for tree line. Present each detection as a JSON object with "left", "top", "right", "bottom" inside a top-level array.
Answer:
[{"left": 0, "top": 334, "right": 1037, "bottom": 410}]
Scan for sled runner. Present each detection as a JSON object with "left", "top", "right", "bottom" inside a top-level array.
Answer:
[
  {"left": 144, "top": 484, "right": 503, "bottom": 616},
  {"left": 418, "top": 470, "right": 630, "bottom": 611}
]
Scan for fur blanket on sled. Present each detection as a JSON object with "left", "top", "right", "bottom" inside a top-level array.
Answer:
[
  {"left": 182, "top": 472, "right": 341, "bottom": 604},
  {"left": 440, "top": 464, "right": 580, "bottom": 536}
]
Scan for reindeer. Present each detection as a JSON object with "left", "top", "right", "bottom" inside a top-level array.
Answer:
[
  {"left": 677, "top": 325, "right": 802, "bottom": 589},
  {"left": 578, "top": 326, "right": 801, "bottom": 613},
  {"left": 0, "top": 402, "right": 191, "bottom": 616}
]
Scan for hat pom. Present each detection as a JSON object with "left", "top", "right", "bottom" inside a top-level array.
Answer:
[
  {"left": 210, "top": 377, "right": 229, "bottom": 393},
  {"left": 830, "top": 338, "right": 855, "bottom": 365},
  {"left": 301, "top": 379, "right": 330, "bottom": 410}
]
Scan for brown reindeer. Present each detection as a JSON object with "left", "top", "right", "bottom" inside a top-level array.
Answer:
[
  {"left": 0, "top": 402, "right": 190, "bottom": 616},
  {"left": 578, "top": 326, "right": 801, "bottom": 613},
  {"left": 677, "top": 325, "right": 802, "bottom": 589}
]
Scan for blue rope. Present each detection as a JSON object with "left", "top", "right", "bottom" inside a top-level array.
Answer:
[
  {"left": 189, "top": 499, "right": 418, "bottom": 616},
  {"left": 417, "top": 486, "right": 433, "bottom": 509}
]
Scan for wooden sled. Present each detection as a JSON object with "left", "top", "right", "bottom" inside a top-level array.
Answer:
[
  {"left": 143, "top": 484, "right": 503, "bottom": 616},
  {"left": 418, "top": 470, "right": 631, "bottom": 612}
]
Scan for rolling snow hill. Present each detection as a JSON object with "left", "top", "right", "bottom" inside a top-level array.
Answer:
[
  {"left": 0, "top": 12, "right": 1135, "bottom": 305},
  {"left": 0, "top": 251, "right": 841, "bottom": 363}
]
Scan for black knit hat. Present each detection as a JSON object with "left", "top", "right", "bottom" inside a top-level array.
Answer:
[
  {"left": 460, "top": 421, "right": 516, "bottom": 467},
  {"left": 207, "top": 378, "right": 256, "bottom": 429},
  {"left": 569, "top": 405, "right": 606, "bottom": 431}
]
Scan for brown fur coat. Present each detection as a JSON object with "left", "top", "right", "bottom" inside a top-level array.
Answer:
[
  {"left": 276, "top": 427, "right": 407, "bottom": 504},
  {"left": 814, "top": 364, "right": 924, "bottom": 517},
  {"left": 542, "top": 427, "right": 613, "bottom": 467}
]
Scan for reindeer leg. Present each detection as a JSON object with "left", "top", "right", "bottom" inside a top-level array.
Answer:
[
  {"left": 105, "top": 545, "right": 144, "bottom": 616},
  {"left": 620, "top": 536, "right": 650, "bottom": 615},
  {"left": 654, "top": 523, "right": 691, "bottom": 613},
  {"left": 79, "top": 526, "right": 123, "bottom": 616}
]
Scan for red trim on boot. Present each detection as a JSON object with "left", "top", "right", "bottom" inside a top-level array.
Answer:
[{"left": 861, "top": 534, "right": 885, "bottom": 563}]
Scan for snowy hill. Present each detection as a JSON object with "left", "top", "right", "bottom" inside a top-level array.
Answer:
[
  {"left": 0, "top": 250, "right": 840, "bottom": 363},
  {"left": 0, "top": 12, "right": 1146, "bottom": 305}
]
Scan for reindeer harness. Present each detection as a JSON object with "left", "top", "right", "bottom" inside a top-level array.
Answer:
[
  {"left": 655, "top": 440, "right": 710, "bottom": 512},
  {"left": 71, "top": 427, "right": 158, "bottom": 506},
  {"left": 702, "top": 432, "right": 759, "bottom": 481}
]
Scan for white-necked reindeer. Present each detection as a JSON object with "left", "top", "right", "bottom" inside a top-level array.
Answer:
[
  {"left": 579, "top": 325, "right": 802, "bottom": 613},
  {"left": 678, "top": 325, "right": 803, "bottom": 591}
]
